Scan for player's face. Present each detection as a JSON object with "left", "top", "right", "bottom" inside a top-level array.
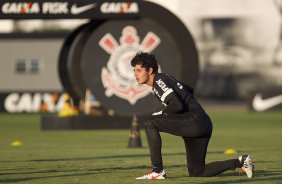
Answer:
[{"left": 134, "top": 64, "right": 149, "bottom": 85}]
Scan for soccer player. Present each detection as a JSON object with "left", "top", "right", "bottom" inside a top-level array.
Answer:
[{"left": 131, "top": 52, "right": 254, "bottom": 179}]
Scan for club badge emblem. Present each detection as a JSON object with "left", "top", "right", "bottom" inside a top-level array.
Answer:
[{"left": 99, "top": 26, "right": 161, "bottom": 104}]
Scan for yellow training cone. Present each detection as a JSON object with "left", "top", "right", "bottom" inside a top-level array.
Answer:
[
  {"left": 10, "top": 141, "right": 22, "bottom": 147},
  {"left": 224, "top": 148, "right": 236, "bottom": 155}
]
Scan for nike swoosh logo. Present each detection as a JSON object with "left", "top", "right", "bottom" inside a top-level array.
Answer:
[
  {"left": 252, "top": 93, "right": 282, "bottom": 111},
  {"left": 71, "top": 4, "right": 96, "bottom": 15},
  {"left": 152, "top": 174, "right": 163, "bottom": 179}
]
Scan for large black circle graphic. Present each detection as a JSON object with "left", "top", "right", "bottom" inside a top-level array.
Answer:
[
  {"left": 59, "top": 23, "right": 88, "bottom": 102},
  {"left": 80, "top": 19, "right": 195, "bottom": 116},
  {"left": 59, "top": 21, "right": 104, "bottom": 103},
  {"left": 59, "top": 1, "right": 199, "bottom": 117}
]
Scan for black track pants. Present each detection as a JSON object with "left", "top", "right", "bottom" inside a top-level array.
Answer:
[{"left": 144, "top": 113, "right": 241, "bottom": 177}]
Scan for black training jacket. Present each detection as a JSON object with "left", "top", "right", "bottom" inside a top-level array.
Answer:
[{"left": 151, "top": 73, "right": 206, "bottom": 117}]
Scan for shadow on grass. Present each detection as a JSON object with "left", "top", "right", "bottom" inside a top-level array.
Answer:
[
  {"left": 1, "top": 168, "right": 282, "bottom": 183},
  {"left": 0, "top": 172, "right": 97, "bottom": 183},
  {"left": 166, "top": 170, "right": 282, "bottom": 184},
  {"left": 199, "top": 170, "right": 282, "bottom": 184},
  {"left": 0, "top": 164, "right": 188, "bottom": 176},
  {"left": 0, "top": 151, "right": 224, "bottom": 163},
  {"left": 0, "top": 164, "right": 186, "bottom": 183},
  {"left": 0, "top": 152, "right": 184, "bottom": 163},
  {"left": 3, "top": 151, "right": 278, "bottom": 183}
]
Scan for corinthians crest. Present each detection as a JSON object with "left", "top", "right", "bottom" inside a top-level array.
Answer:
[{"left": 99, "top": 26, "right": 161, "bottom": 104}]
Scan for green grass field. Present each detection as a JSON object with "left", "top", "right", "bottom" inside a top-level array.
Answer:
[{"left": 0, "top": 108, "right": 282, "bottom": 184}]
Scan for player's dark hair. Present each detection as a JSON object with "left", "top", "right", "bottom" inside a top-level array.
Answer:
[{"left": 131, "top": 52, "right": 158, "bottom": 74}]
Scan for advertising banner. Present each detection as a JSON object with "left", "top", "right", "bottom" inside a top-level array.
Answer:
[
  {"left": 0, "top": 92, "right": 73, "bottom": 113},
  {"left": 0, "top": 0, "right": 140, "bottom": 19}
]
